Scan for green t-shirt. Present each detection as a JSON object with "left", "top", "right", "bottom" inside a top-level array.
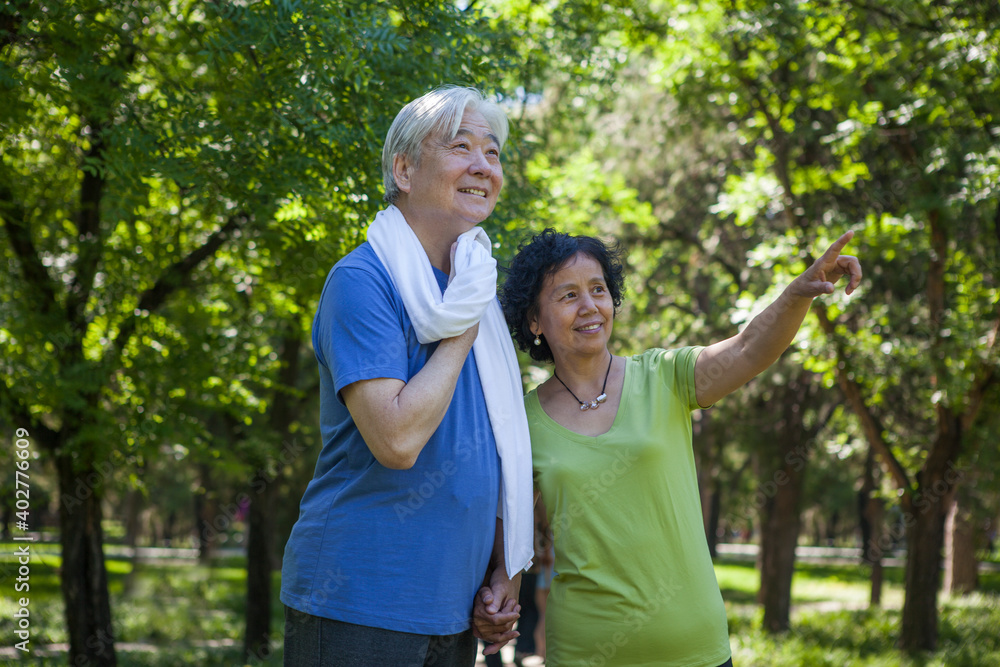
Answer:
[{"left": 528, "top": 347, "right": 731, "bottom": 667}]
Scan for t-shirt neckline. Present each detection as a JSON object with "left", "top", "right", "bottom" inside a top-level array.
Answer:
[{"left": 530, "top": 355, "right": 634, "bottom": 442}]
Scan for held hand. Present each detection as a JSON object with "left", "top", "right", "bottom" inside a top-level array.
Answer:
[
  {"left": 790, "top": 230, "right": 863, "bottom": 298},
  {"left": 471, "top": 569, "right": 522, "bottom": 655},
  {"left": 472, "top": 587, "right": 520, "bottom": 653}
]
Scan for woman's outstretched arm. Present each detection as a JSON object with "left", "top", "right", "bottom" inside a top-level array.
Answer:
[{"left": 694, "top": 231, "right": 863, "bottom": 408}]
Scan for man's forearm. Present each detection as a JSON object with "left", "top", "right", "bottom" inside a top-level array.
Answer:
[
  {"left": 344, "top": 325, "right": 478, "bottom": 469},
  {"left": 392, "top": 329, "right": 478, "bottom": 444}
]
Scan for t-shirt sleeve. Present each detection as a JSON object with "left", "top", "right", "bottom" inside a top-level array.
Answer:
[
  {"left": 647, "top": 346, "right": 705, "bottom": 412},
  {"left": 313, "top": 264, "right": 409, "bottom": 403}
]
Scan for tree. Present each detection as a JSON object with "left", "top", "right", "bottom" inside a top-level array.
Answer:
[
  {"left": 943, "top": 401, "right": 1000, "bottom": 596},
  {"left": 753, "top": 365, "right": 837, "bottom": 632},
  {"left": 1, "top": 1, "right": 513, "bottom": 663},
  {"left": 653, "top": 0, "right": 1000, "bottom": 650},
  {"left": 857, "top": 446, "right": 887, "bottom": 606}
]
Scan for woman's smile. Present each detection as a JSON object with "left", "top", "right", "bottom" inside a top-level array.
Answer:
[{"left": 531, "top": 252, "right": 615, "bottom": 361}]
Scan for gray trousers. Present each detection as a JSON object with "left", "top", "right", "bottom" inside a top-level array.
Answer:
[{"left": 283, "top": 606, "right": 477, "bottom": 667}]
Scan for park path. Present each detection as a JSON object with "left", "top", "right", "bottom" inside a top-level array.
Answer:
[
  {"left": 716, "top": 543, "right": 999, "bottom": 571},
  {"left": 103, "top": 543, "right": 998, "bottom": 571}
]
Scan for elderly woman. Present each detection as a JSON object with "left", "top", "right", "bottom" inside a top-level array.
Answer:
[{"left": 500, "top": 229, "right": 861, "bottom": 667}]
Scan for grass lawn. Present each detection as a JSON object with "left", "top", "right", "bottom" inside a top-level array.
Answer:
[
  {"left": 717, "top": 558, "right": 1000, "bottom": 666},
  {"left": 2, "top": 544, "right": 999, "bottom": 665},
  {"left": 1, "top": 545, "right": 279, "bottom": 666}
]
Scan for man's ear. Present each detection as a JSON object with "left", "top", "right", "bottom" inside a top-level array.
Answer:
[{"left": 392, "top": 153, "right": 413, "bottom": 194}]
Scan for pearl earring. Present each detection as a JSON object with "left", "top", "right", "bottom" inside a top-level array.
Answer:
[{"left": 534, "top": 334, "right": 541, "bottom": 346}]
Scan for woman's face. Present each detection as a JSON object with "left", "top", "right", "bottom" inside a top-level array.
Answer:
[{"left": 530, "top": 252, "right": 614, "bottom": 363}]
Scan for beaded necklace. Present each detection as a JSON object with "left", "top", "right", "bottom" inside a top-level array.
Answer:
[{"left": 553, "top": 353, "right": 613, "bottom": 411}]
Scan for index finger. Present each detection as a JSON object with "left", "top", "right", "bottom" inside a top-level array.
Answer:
[{"left": 822, "top": 230, "right": 855, "bottom": 260}]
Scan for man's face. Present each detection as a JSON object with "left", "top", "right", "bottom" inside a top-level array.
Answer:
[{"left": 396, "top": 109, "right": 504, "bottom": 231}]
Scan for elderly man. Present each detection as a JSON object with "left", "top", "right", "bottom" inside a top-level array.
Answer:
[{"left": 280, "top": 86, "right": 533, "bottom": 667}]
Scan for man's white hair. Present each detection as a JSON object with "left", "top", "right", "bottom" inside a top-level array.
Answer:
[{"left": 381, "top": 85, "right": 509, "bottom": 204}]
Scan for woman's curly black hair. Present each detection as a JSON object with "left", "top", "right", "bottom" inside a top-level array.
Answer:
[{"left": 500, "top": 229, "right": 626, "bottom": 363}]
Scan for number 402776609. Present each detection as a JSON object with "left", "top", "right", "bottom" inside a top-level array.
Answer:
[{"left": 14, "top": 428, "right": 32, "bottom": 530}]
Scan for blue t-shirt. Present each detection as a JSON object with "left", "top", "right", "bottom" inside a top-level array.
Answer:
[{"left": 280, "top": 243, "right": 501, "bottom": 635}]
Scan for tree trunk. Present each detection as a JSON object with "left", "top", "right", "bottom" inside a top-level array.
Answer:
[
  {"left": 899, "top": 398, "right": 966, "bottom": 652},
  {"left": 195, "top": 463, "right": 214, "bottom": 563},
  {"left": 123, "top": 486, "right": 143, "bottom": 549},
  {"left": 758, "top": 453, "right": 808, "bottom": 633},
  {"left": 1, "top": 496, "right": 12, "bottom": 540},
  {"left": 826, "top": 509, "right": 839, "bottom": 545},
  {"left": 245, "top": 475, "right": 274, "bottom": 662},
  {"left": 163, "top": 510, "right": 176, "bottom": 547},
  {"left": 900, "top": 494, "right": 946, "bottom": 651},
  {"left": 122, "top": 486, "right": 143, "bottom": 596},
  {"left": 858, "top": 447, "right": 884, "bottom": 606},
  {"left": 811, "top": 516, "right": 823, "bottom": 546},
  {"left": 706, "top": 488, "right": 721, "bottom": 558},
  {"left": 58, "top": 452, "right": 117, "bottom": 667},
  {"left": 943, "top": 492, "right": 978, "bottom": 595},
  {"left": 870, "top": 553, "right": 884, "bottom": 608},
  {"left": 245, "top": 330, "right": 301, "bottom": 661},
  {"left": 691, "top": 285, "right": 723, "bottom": 558},
  {"left": 756, "top": 370, "right": 825, "bottom": 634},
  {"left": 866, "top": 496, "right": 885, "bottom": 607}
]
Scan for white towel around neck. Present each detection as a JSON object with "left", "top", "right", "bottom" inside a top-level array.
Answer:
[{"left": 366, "top": 205, "right": 533, "bottom": 579}]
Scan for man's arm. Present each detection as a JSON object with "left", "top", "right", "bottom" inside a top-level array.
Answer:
[
  {"left": 342, "top": 324, "right": 478, "bottom": 470},
  {"left": 695, "top": 231, "right": 862, "bottom": 407}
]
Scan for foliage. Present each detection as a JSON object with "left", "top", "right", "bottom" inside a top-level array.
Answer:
[
  {"left": 653, "top": 0, "right": 1000, "bottom": 464},
  {"left": 0, "top": 0, "right": 513, "bottom": 459},
  {"left": 0, "top": 0, "right": 523, "bottom": 660}
]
